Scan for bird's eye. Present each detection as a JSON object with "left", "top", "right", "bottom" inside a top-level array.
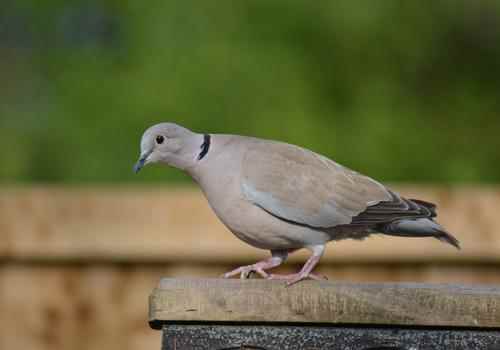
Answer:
[{"left": 156, "top": 135, "right": 165, "bottom": 144}]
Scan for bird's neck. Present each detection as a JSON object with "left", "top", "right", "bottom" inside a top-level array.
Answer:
[{"left": 168, "top": 133, "right": 211, "bottom": 173}]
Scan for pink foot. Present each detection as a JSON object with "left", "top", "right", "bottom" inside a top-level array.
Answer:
[
  {"left": 222, "top": 264, "right": 269, "bottom": 279},
  {"left": 268, "top": 245, "right": 327, "bottom": 286},
  {"left": 268, "top": 272, "right": 328, "bottom": 286},
  {"left": 221, "top": 253, "right": 287, "bottom": 279}
]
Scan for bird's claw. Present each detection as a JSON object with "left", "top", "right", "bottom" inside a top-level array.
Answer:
[
  {"left": 268, "top": 272, "right": 328, "bottom": 286},
  {"left": 222, "top": 265, "right": 269, "bottom": 279}
]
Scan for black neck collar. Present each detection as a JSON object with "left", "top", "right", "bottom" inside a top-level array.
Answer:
[{"left": 197, "top": 134, "right": 211, "bottom": 161}]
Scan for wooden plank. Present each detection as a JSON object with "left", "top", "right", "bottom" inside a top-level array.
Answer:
[
  {"left": 3, "top": 265, "right": 500, "bottom": 350},
  {"left": 1, "top": 186, "right": 500, "bottom": 263},
  {"left": 150, "top": 278, "right": 500, "bottom": 328}
]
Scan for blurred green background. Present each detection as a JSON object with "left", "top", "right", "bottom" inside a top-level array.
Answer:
[{"left": 1, "top": 0, "right": 499, "bottom": 184}]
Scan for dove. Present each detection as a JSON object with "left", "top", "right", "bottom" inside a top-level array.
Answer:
[{"left": 134, "top": 123, "right": 460, "bottom": 285}]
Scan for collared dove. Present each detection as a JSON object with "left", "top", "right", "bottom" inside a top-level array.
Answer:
[{"left": 134, "top": 123, "right": 460, "bottom": 285}]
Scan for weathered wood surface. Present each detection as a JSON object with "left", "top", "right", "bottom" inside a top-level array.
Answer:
[
  {"left": 3, "top": 265, "right": 500, "bottom": 350},
  {"left": 150, "top": 278, "right": 500, "bottom": 328},
  {"left": 161, "top": 324, "right": 500, "bottom": 350},
  {"left": 1, "top": 186, "right": 500, "bottom": 263}
]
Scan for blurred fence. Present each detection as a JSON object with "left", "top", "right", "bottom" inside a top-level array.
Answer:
[{"left": 1, "top": 186, "right": 500, "bottom": 350}]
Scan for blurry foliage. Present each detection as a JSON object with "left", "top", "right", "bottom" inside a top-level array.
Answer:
[{"left": 0, "top": 0, "right": 499, "bottom": 184}]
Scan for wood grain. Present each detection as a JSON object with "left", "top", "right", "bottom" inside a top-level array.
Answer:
[
  {"left": 2, "top": 265, "right": 500, "bottom": 350},
  {"left": 1, "top": 186, "right": 500, "bottom": 263},
  {"left": 150, "top": 278, "right": 500, "bottom": 328}
]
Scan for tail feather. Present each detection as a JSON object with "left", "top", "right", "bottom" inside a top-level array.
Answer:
[
  {"left": 380, "top": 218, "right": 460, "bottom": 250},
  {"left": 435, "top": 230, "right": 461, "bottom": 250}
]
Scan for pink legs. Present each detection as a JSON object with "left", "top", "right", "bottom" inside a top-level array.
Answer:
[
  {"left": 268, "top": 245, "right": 327, "bottom": 286},
  {"left": 222, "top": 245, "right": 327, "bottom": 285},
  {"left": 222, "top": 250, "right": 289, "bottom": 279}
]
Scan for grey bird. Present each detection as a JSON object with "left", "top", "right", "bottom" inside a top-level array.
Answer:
[{"left": 134, "top": 123, "right": 460, "bottom": 285}]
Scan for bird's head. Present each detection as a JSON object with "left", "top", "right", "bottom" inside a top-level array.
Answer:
[{"left": 134, "top": 123, "right": 203, "bottom": 173}]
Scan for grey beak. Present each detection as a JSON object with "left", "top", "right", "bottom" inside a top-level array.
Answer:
[
  {"left": 133, "top": 157, "right": 146, "bottom": 173},
  {"left": 134, "top": 149, "right": 153, "bottom": 173}
]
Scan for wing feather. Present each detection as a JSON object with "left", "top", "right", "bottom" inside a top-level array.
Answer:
[
  {"left": 241, "top": 140, "right": 392, "bottom": 228},
  {"left": 349, "top": 191, "right": 437, "bottom": 225}
]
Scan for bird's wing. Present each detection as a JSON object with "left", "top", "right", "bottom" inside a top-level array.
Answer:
[
  {"left": 241, "top": 140, "right": 392, "bottom": 228},
  {"left": 349, "top": 192, "right": 437, "bottom": 225}
]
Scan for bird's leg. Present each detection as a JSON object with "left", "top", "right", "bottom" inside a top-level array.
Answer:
[
  {"left": 268, "top": 245, "right": 327, "bottom": 286},
  {"left": 222, "top": 250, "right": 288, "bottom": 279}
]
